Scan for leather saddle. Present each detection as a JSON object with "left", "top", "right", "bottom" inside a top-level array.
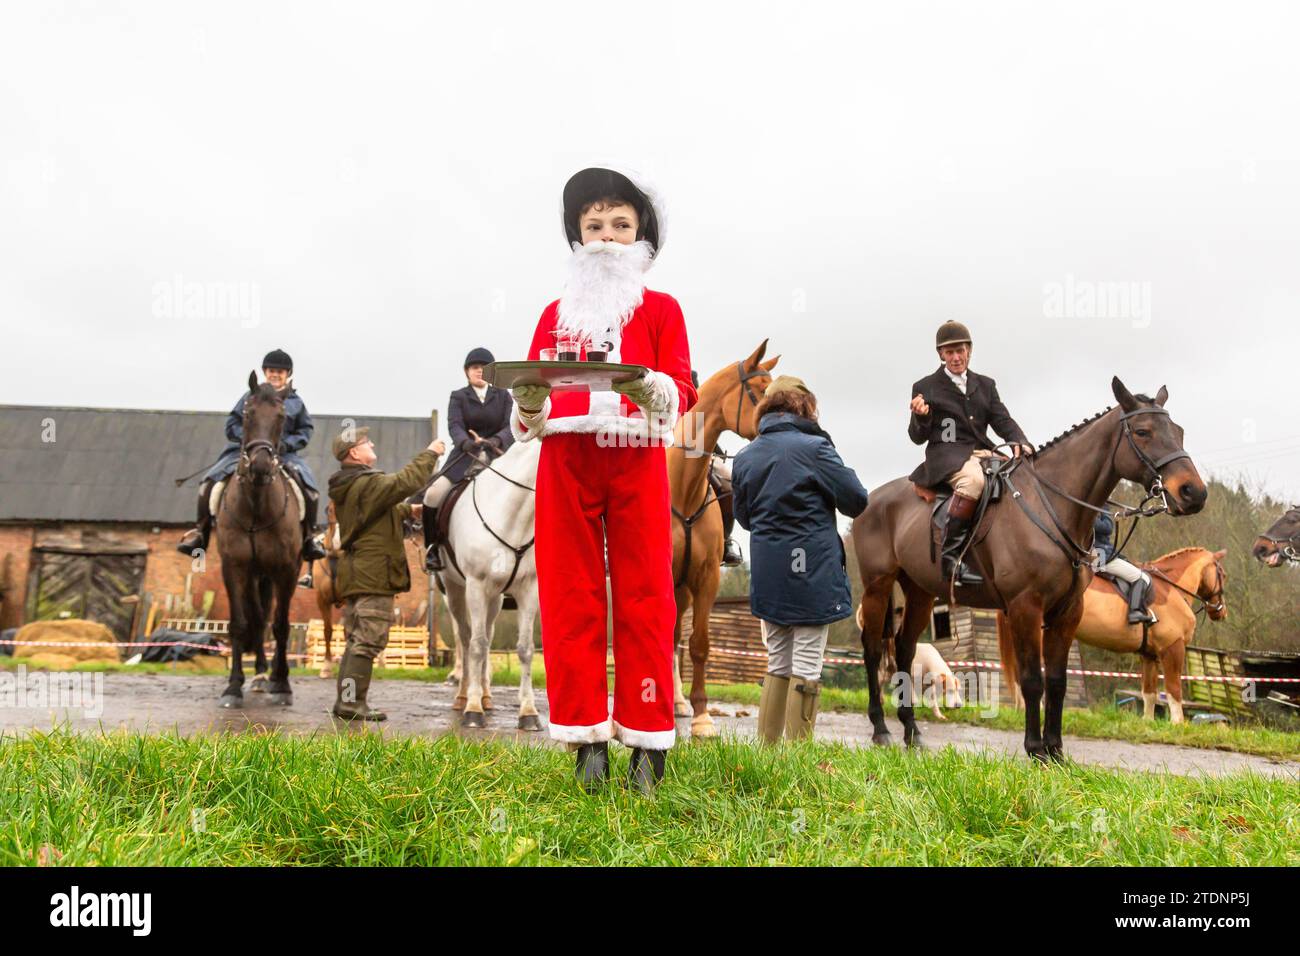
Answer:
[{"left": 913, "top": 456, "right": 1010, "bottom": 565}]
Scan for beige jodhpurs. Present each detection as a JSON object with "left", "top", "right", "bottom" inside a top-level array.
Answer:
[{"left": 945, "top": 450, "right": 994, "bottom": 498}]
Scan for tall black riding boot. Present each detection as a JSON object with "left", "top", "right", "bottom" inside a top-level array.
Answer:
[
  {"left": 423, "top": 507, "right": 443, "bottom": 572},
  {"left": 941, "top": 493, "right": 984, "bottom": 587},
  {"left": 300, "top": 486, "right": 327, "bottom": 561},
  {"left": 1127, "top": 575, "right": 1155, "bottom": 624},
  {"left": 176, "top": 479, "right": 215, "bottom": 557}
]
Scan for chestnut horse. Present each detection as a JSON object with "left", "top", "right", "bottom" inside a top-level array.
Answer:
[
  {"left": 312, "top": 499, "right": 344, "bottom": 666},
  {"left": 1253, "top": 506, "right": 1300, "bottom": 567},
  {"left": 851, "top": 378, "right": 1207, "bottom": 760},
  {"left": 998, "top": 546, "right": 1227, "bottom": 723},
  {"left": 215, "top": 373, "right": 303, "bottom": 708},
  {"left": 669, "top": 340, "right": 778, "bottom": 737}
]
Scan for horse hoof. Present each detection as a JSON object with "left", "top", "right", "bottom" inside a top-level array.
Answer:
[
  {"left": 674, "top": 703, "right": 693, "bottom": 718},
  {"left": 905, "top": 737, "right": 927, "bottom": 751},
  {"left": 452, "top": 696, "right": 466, "bottom": 712},
  {"left": 219, "top": 695, "right": 243, "bottom": 709},
  {"left": 871, "top": 733, "right": 895, "bottom": 747},
  {"left": 517, "top": 714, "right": 543, "bottom": 732},
  {"left": 268, "top": 693, "right": 293, "bottom": 706},
  {"left": 482, "top": 697, "right": 494, "bottom": 712},
  {"left": 1027, "top": 747, "right": 1050, "bottom": 763},
  {"left": 249, "top": 675, "right": 268, "bottom": 693},
  {"left": 461, "top": 711, "right": 486, "bottom": 729},
  {"left": 690, "top": 717, "right": 717, "bottom": 739}
]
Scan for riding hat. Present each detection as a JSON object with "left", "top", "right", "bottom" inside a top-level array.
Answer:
[
  {"left": 562, "top": 166, "right": 666, "bottom": 255},
  {"left": 262, "top": 348, "right": 294, "bottom": 371},
  {"left": 935, "top": 321, "right": 972, "bottom": 349},
  {"left": 333, "top": 426, "right": 371, "bottom": 462},
  {"left": 464, "top": 347, "right": 495, "bottom": 369},
  {"left": 766, "top": 375, "right": 812, "bottom": 399}
]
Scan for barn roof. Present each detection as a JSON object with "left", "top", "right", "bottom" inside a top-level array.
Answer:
[{"left": 0, "top": 404, "right": 434, "bottom": 524}]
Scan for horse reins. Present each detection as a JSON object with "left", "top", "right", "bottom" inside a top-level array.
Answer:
[{"left": 439, "top": 449, "right": 536, "bottom": 595}]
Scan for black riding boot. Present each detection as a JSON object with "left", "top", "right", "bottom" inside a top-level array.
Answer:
[
  {"left": 941, "top": 494, "right": 984, "bottom": 587},
  {"left": 176, "top": 479, "right": 215, "bottom": 557},
  {"left": 1127, "top": 576, "right": 1155, "bottom": 624},
  {"left": 575, "top": 742, "right": 609, "bottom": 792},
  {"left": 628, "top": 748, "right": 666, "bottom": 795},
  {"left": 423, "top": 507, "right": 443, "bottom": 572},
  {"left": 300, "top": 486, "right": 327, "bottom": 562}
]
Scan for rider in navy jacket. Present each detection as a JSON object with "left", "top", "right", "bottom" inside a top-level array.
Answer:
[{"left": 177, "top": 349, "right": 326, "bottom": 563}]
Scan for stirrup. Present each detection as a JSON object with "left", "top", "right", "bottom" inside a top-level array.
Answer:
[{"left": 297, "top": 573, "right": 314, "bottom": 589}]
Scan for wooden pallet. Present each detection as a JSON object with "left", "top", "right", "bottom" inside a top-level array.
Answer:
[
  {"left": 305, "top": 619, "right": 437, "bottom": 670},
  {"left": 678, "top": 597, "right": 770, "bottom": 686},
  {"left": 1183, "top": 644, "right": 1250, "bottom": 719}
]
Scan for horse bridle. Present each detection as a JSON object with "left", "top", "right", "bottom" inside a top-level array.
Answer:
[
  {"left": 1260, "top": 508, "right": 1300, "bottom": 563},
  {"left": 1116, "top": 406, "right": 1191, "bottom": 509},
  {"left": 234, "top": 434, "right": 290, "bottom": 534},
  {"left": 731, "top": 360, "right": 767, "bottom": 434}
]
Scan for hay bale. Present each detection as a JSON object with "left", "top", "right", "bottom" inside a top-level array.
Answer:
[{"left": 13, "top": 620, "right": 120, "bottom": 663}]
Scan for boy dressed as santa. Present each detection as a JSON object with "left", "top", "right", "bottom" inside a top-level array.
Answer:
[{"left": 510, "top": 167, "right": 695, "bottom": 794}]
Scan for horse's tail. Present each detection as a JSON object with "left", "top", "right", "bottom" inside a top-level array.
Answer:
[
  {"left": 995, "top": 610, "right": 1020, "bottom": 708},
  {"left": 856, "top": 590, "right": 898, "bottom": 679}
]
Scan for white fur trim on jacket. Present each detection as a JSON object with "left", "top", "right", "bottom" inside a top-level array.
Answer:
[
  {"left": 548, "top": 717, "right": 614, "bottom": 746},
  {"left": 613, "top": 721, "right": 676, "bottom": 751},
  {"left": 511, "top": 396, "right": 551, "bottom": 443}
]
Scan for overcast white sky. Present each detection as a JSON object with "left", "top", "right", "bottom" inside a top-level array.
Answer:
[{"left": 3, "top": 2, "right": 1298, "bottom": 504}]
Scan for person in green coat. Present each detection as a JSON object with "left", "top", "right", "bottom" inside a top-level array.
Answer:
[{"left": 328, "top": 426, "right": 445, "bottom": 721}]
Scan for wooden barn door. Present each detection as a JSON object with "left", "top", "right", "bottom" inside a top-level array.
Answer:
[{"left": 27, "top": 546, "right": 147, "bottom": 641}]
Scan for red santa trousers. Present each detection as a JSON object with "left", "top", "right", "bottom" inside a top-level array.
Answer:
[{"left": 536, "top": 431, "right": 676, "bottom": 750}]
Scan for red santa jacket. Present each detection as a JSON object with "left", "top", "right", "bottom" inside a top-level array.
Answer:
[{"left": 511, "top": 289, "right": 697, "bottom": 444}]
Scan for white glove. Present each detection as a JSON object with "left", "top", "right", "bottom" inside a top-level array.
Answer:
[
  {"left": 512, "top": 383, "right": 551, "bottom": 413},
  {"left": 612, "top": 374, "right": 658, "bottom": 410}
]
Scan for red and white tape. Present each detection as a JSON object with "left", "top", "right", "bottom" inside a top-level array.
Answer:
[
  {"left": 700, "top": 645, "right": 1300, "bottom": 685},
  {"left": 0, "top": 639, "right": 310, "bottom": 660}
]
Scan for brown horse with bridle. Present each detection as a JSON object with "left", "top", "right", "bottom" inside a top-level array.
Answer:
[
  {"left": 215, "top": 372, "right": 304, "bottom": 708},
  {"left": 668, "top": 340, "right": 778, "bottom": 737},
  {"left": 1253, "top": 505, "right": 1300, "bottom": 567},
  {"left": 851, "top": 377, "right": 1207, "bottom": 760}
]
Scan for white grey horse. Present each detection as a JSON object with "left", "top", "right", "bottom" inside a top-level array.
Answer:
[{"left": 426, "top": 438, "right": 542, "bottom": 730}]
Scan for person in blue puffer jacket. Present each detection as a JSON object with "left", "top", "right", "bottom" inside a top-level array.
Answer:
[{"left": 732, "top": 375, "right": 869, "bottom": 744}]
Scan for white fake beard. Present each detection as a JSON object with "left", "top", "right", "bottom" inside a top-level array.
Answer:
[{"left": 556, "top": 239, "right": 653, "bottom": 346}]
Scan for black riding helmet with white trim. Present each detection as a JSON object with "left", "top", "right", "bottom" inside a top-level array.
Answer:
[{"left": 562, "top": 167, "right": 666, "bottom": 256}]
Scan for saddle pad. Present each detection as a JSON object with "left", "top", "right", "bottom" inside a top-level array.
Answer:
[{"left": 212, "top": 470, "right": 304, "bottom": 520}]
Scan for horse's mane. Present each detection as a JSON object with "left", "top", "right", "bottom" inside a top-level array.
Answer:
[
  {"left": 1034, "top": 394, "right": 1158, "bottom": 455},
  {"left": 1151, "top": 546, "right": 1211, "bottom": 565}
]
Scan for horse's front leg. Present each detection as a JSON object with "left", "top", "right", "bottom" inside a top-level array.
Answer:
[
  {"left": 1163, "top": 642, "right": 1186, "bottom": 724},
  {"left": 688, "top": 577, "right": 719, "bottom": 739},
  {"left": 1041, "top": 597, "right": 1082, "bottom": 762},
  {"left": 458, "top": 580, "right": 492, "bottom": 729},
  {"left": 514, "top": 584, "right": 542, "bottom": 731},
  {"left": 221, "top": 588, "right": 247, "bottom": 708},
  {"left": 443, "top": 580, "right": 470, "bottom": 710},
  {"left": 672, "top": 587, "right": 691, "bottom": 718},
  {"left": 1008, "top": 598, "right": 1048, "bottom": 760},
  {"left": 1140, "top": 655, "right": 1159, "bottom": 720},
  {"left": 266, "top": 572, "right": 295, "bottom": 704}
]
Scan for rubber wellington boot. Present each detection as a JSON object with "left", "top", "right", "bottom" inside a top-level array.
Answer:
[
  {"left": 785, "top": 677, "right": 822, "bottom": 740},
  {"left": 331, "top": 647, "right": 387, "bottom": 722},
  {"left": 757, "top": 674, "right": 791, "bottom": 744}
]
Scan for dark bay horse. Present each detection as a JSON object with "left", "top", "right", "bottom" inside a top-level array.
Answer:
[
  {"left": 667, "top": 340, "right": 779, "bottom": 736},
  {"left": 1253, "top": 506, "right": 1300, "bottom": 567},
  {"left": 215, "top": 372, "right": 303, "bottom": 708},
  {"left": 851, "top": 377, "right": 1207, "bottom": 760}
]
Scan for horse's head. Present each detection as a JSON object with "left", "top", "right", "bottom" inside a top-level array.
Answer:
[
  {"left": 710, "top": 339, "right": 780, "bottom": 440},
  {"left": 1253, "top": 506, "right": 1300, "bottom": 567},
  {"left": 1110, "top": 377, "right": 1207, "bottom": 515},
  {"left": 240, "top": 370, "right": 286, "bottom": 485},
  {"left": 1198, "top": 548, "right": 1229, "bottom": 621}
]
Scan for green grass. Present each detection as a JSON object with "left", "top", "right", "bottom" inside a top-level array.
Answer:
[
  {"left": 704, "top": 682, "right": 1300, "bottom": 761},
  {"left": 0, "top": 730, "right": 1294, "bottom": 866}
]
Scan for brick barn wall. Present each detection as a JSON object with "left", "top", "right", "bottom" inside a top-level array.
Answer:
[{"left": 0, "top": 522, "right": 434, "bottom": 633}]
